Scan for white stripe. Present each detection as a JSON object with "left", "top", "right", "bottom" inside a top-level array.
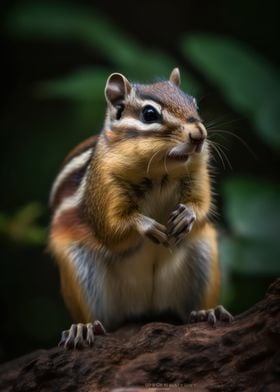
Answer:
[
  {"left": 50, "top": 149, "right": 92, "bottom": 205},
  {"left": 113, "top": 117, "right": 163, "bottom": 132},
  {"left": 162, "top": 110, "right": 181, "bottom": 127},
  {"left": 53, "top": 170, "right": 88, "bottom": 221}
]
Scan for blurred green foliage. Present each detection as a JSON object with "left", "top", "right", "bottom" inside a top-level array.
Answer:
[
  {"left": 0, "top": 203, "right": 46, "bottom": 245},
  {"left": 221, "top": 178, "right": 280, "bottom": 275},
  {"left": 182, "top": 35, "right": 280, "bottom": 147},
  {"left": 7, "top": 2, "right": 199, "bottom": 90},
  {"left": 1, "top": 0, "right": 279, "bottom": 361}
]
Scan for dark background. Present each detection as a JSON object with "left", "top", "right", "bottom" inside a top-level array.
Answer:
[{"left": 0, "top": 0, "right": 279, "bottom": 363}]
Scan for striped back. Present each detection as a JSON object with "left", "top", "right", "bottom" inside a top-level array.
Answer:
[{"left": 50, "top": 136, "right": 98, "bottom": 216}]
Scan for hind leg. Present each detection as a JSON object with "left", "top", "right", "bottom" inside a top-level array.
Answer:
[
  {"left": 188, "top": 224, "right": 233, "bottom": 325},
  {"left": 52, "top": 244, "right": 107, "bottom": 349}
]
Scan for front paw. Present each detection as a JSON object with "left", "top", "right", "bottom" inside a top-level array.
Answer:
[
  {"left": 168, "top": 204, "right": 196, "bottom": 245},
  {"left": 137, "top": 216, "right": 168, "bottom": 246}
]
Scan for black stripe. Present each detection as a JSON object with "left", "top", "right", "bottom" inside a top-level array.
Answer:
[
  {"left": 121, "top": 127, "right": 174, "bottom": 140},
  {"left": 138, "top": 93, "right": 164, "bottom": 106}
]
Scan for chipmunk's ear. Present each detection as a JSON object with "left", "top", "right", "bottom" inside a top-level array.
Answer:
[
  {"left": 169, "top": 68, "right": 181, "bottom": 87},
  {"left": 105, "top": 73, "right": 132, "bottom": 106}
]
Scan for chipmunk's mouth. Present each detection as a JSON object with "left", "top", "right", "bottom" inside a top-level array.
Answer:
[
  {"left": 167, "top": 152, "right": 190, "bottom": 162},
  {"left": 167, "top": 141, "right": 204, "bottom": 161}
]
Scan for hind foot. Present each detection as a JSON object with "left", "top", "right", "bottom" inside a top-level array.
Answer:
[
  {"left": 59, "top": 320, "right": 106, "bottom": 349},
  {"left": 189, "top": 305, "right": 233, "bottom": 326}
]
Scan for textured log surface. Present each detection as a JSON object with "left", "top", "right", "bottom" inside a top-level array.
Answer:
[{"left": 0, "top": 279, "right": 280, "bottom": 392}]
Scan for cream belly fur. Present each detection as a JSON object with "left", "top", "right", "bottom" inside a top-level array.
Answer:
[
  {"left": 70, "top": 235, "right": 211, "bottom": 330},
  {"left": 101, "top": 240, "right": 194, "bottom": 327},
  {"left": 69, "top": 177, "right": 211, "bottom": 330}
]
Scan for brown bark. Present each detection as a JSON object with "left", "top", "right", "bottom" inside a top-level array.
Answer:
[{"left": 0, "top": 279, "right": 280, "bottom": 392}]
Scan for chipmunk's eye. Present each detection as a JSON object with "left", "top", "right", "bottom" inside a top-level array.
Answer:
[
  {"left": 141, "top": 105, "right": 161, "bottom": 123},
  {"left": 116, "top": 104, "right": 124, "bottom": 120}
]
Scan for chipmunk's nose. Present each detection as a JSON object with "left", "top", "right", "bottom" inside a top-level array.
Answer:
[{"left": 189, "top": 122, "right": 207, "bottom": 152}]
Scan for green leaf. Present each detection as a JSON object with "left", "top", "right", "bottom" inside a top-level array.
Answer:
[
  {"left": 223, "top": 178, "right": 280, "bottom": 241},
  {"left": 38, "top": 68, "right": 108, "bottom": 101},
  {"left": 0, "top": 203, "right": 46, "bottom": 245},
  {"left": 181, "top": 34, "right": 280, "bottom": 147},
  {"left": 220, "top": 236, "right": 280, "bottom": 276},
  {"left": 257, "top": 88, "right": 280, "bottom": 146},
  {"left": 6, "top": 1, "right": 199, "bottom": 94},
  {"left": 0, "top": 213, "right": 9, "bottom": 233}
]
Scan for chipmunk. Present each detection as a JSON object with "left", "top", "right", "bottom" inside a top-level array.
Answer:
[{"left": 49, "top": 68, "right": 232, "bottom": 349}]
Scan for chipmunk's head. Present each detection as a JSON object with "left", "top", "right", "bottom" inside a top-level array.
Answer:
[{"left": 103, "top": 68, "right": 207, "bottom": 176}]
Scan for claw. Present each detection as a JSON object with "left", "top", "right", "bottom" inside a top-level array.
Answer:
[
  {"left": 64, "top": 324, "right": 77, "bottom": 349},
  {"left": 207, "top": 309, "right": 216, "bottom": 325},
  {"left": 168, "top": 204, "right": 196, "bottom": 245},
  {"left": 215, "top": 305, "right": 233, "bottom": 323},
  {"left": 59, "top": 321, "right": 106, "bottom": 350},
  {"left": 74, "top": 323, "right": 86, "bottom": 349},
  {"left": 93, "top": 320, "right": 106, "bottom": 335},
  {"left": 86, "top": 323, "right": 94, "bottom": 346},
  {"left": 58, "top": 330, "right": 69, "bottom": 347},
  {"left": 189, "top": 305, "right": 233, "bottom": 325},
  {"left": 138, "top": 216, "right": 168, "bottom": 245}
]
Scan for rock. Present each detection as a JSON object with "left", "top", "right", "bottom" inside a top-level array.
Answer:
[{"left": 0, "top": 279, "right": 280, "bottom": 391}]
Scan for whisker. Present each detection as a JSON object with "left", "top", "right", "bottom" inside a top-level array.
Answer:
[
  {"left": 208, "top": 141, "right": 226, "bottom": 170},
  {"left": 205, "top": 116, "right": 241, "bottom": 130},
  {"left": 161, "top": 136, "right": 181, "bottom": 144},
  {"left": 164, "top": 151, "right": 169, "bottom": 175},
  {"left": 209, "top": 140, "right": 233, "bottom": 170},
  {"left": 216, "top": 145, "right": 232, "bottom": 170},
  {"left": 208, "top": 137, "right": 230, "bottom": 151},
  {"left": 209, "top": 129, "right": 256, "bottom": 159},
  {"left": 146, "top": 149, "right": 161, "bottom": 174},
  {"left": 184, "top": 165, "right": 195, "bottom": 214}
]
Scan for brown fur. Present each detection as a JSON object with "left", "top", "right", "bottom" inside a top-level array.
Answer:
[
  {"left": 136, "top": 82, "right": 198, "bottom": 121},
  {"left": 200, "top": 224, "right": 221, "bottom": 308},
  {"left": 50, "top": 234, "right": 91, "bottom": 322}
]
